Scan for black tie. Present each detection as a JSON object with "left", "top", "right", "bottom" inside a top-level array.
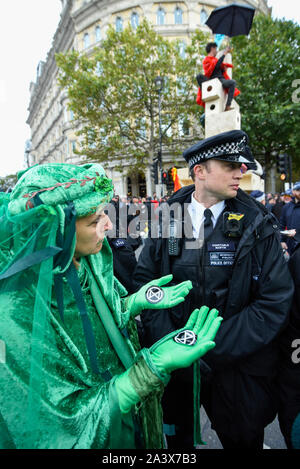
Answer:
[{"left": 204, "top": 208, "right": 214, "bottom": 239}]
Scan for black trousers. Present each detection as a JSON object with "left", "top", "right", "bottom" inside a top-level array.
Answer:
[
  {"left": 276, "top": 367, "right": 300, "bottom": 449},
  {"left": 162, "top": 367, "right": 278, "bottom": 449},
  {"left": 162, "top": 369, "right": 194, "bottom": 449},
  {"left": 217, "top": 432, "right": 264, "bottom": 449},
  {"left": 219, "top": 77, "right": 236, "bottom": 108}
]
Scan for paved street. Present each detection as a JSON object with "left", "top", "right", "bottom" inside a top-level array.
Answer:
[{"left": 197, "top": 408, "right": 286, "bottom": 449}]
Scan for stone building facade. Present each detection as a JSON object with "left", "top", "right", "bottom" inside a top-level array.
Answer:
[{"left": 27, "top": 0, "right": 271, "bottom": 196}]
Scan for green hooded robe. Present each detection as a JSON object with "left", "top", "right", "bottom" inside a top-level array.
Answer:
[{"left": 0, "top": 163, "right": 164, "bottom": 449}]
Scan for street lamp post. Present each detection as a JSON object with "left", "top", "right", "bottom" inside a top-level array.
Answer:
[{"left": 154, "top": 75, "right": 164, "bottom": 198}]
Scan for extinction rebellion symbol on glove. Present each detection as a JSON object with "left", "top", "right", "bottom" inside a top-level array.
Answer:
[
  {"left": 145, "top": 286, "right": 165, "bottom": 304},
  {"left": 173, "top": 330, "right": 197, "bottom": 346}
]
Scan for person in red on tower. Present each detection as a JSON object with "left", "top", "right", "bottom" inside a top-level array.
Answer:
[{"left": 196, "top": 42, "right": 240, "bottom": 111}]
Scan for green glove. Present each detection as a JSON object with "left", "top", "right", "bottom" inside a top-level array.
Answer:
[
  {"left": 126, "top": 274, "right": 193, "bottom": 317},
  {"left": 115, "top": 306, "right": 222, "bottom": 414},
  {"left": 114, "top": 369, "right": 141, "bottom": 414},
  {"left": 150, "top": 306, "right": 222, "bottom": 373},
  {"left": 114, "top": 356, "right": 168, "bottom": 414}
]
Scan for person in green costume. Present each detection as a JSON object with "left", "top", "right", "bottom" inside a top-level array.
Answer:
[{"left": 0, "top": 163, "right": 222, "bottom": 449}]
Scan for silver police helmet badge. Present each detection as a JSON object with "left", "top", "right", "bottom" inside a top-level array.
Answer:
[
  {"left": 145, "top": 286, "right": 165, "bottom": 304},
  {"left": 174, "top": 330, "right": 197, "bottom": 346}
]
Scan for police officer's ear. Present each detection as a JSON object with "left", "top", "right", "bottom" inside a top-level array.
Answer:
[{"left": 193, "top": 163, "right": 207, "bottom": 181}]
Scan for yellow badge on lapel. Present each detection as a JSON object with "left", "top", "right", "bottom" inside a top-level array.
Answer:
[{"left": 227, "top": 213, "right": 245, "bottom": 222}]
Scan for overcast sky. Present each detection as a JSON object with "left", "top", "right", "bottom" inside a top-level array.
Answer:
[{"left": 0, "top": 0, "right": 299, "bottom": 177}]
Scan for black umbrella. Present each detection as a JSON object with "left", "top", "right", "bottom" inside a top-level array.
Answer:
[{"left": 205, "top": 3, "right": 255, "bottom": 37}]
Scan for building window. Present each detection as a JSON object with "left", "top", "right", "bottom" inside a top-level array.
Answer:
[
  {"left": 177, "top": 77, "right": 187, "bottom": 96},
  {"left": 71, "top": 140, "right": 76, "bottom": 153},
  {"left": 95, "top": 25, "right": 101, "bottom": 42},
  {"left": 136, "top": 117, "right": 146, "bottom": 138},
  {"left": 101, "top": 131, "right": 108, "bottom": 145},
  {"left": 157, "top": 8, "right": 165, "bottom": 26},
  {"left": 70, "top": 109, "right": 74, "bottom": 121},
  {"left": 164, "top": 117, "right": 173, "bottom": 138},
  {"left": 178, "top": 41, "right": 186, "bottom": 59},
  {"left": 174, "top": 7, "right": 183, "bottom": 24},
  {"left": 200, "top": 9, "right": 208, "bottom": 25},
  {"left": 138, "top": 173, "right": 146, "bottom": 198},
  {"left": 36, "top": 61, "right": 44, "bottom": 80},
  {"left": 178, "top": 117, "right": 189, "bottom": 136},
  {"left": 158, "top": 43, "right": 167, "bottom": 57},
  {"left": 83, "top": 32, "right": 90, "bottom": 49},
  {"left": 96, "top": 61, "right": 103, "bottom": 76},
  {"left": 120, "top": 120, "right": 129, "bottom": 140},
  {"left": 127, "top": 177, "right": 132, "bottom": 197},
  {"left": 65, "top": 137, "right": 69, "bottom": 155},
  {"left": 88, "top": 130, "right": 96, "bottom": 149},
  {"left": 116, "top": 16, "right": 123, "bottom": 32},
  {"left": 131, "top": 12, "right": 139, "bottom": 29}
]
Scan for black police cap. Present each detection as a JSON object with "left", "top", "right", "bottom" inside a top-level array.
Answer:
[{"left": 183, "top": 130, "right": 257, "bottom": 170}]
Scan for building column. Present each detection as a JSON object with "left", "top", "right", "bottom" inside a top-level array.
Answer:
[
  {"left": 187, "top": 1, "right": 199, "bottom": 30},
  {"left": 111, "top": 169, "right": 125, "bottom": 196},
  {"left": 130, "top": 173, "right": 139, "bottom": 197},
  {"left": 145, "top": 166, "right": 153, "bottom": 197}
]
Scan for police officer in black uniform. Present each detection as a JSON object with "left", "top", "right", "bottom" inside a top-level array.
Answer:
[
  {"left": 276, "top": 238, "right": 300, "bottom": 449},
  {"left": 133, "top": 130, "right": 294, "bottom": 449}
]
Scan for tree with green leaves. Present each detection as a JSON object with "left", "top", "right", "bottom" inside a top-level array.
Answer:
[
  {"left": 56, "top": 20, "right": 208, "bottom": 174},
  {"left": 232, "top": 14, "right": 300, "bottom": 189},
  {"left": 0, "top": 174, "right": 18, "bottom": 193}
]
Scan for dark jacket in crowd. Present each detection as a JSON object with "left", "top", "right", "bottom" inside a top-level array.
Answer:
[
  {"left": 134, "top": 185, "right": 294, "bottom": 446},
  {"left": 280, "top": 199, "right": 300, "bottom": 254},
  {"left": 272, "top": 200, "right": 285, "bottom": 222},
  {"left": 277, "top": 244, "right": 300, "bottom": 449},
  {"left": 107, "top": 200, "right": 142, "bottom": 294}
]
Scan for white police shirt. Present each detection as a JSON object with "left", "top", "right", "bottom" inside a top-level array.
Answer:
[{"left": 187, "top": 192, "right": 225, "bottom": 239}]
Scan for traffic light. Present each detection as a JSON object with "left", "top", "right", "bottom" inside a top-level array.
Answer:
[
  {"left": 276, "top": 154, "right": 288, "bottom": 180},
  {"left": 151, "top": 159, "right": 158, "bottom": 184},
  {"left": 161, "top": 170, "right": 168, "bottom": 184}
]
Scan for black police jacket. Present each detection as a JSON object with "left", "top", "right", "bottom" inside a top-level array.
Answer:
[
  {"left": 133, "top": 185, "right": 294, "bottom": 377},
  {"left": 278, "top": 243, "right": 300, "bottom": 367}
]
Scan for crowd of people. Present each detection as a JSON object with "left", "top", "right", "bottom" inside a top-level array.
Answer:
[
  {"left": 112, "top": 188, "right": 297, "bottom": 224},
  {"left": 250, "top": 187, "right": 300, "bottom": 261},
  {"left": 110, "top": 185, "right": 300, "bottom": 256}
]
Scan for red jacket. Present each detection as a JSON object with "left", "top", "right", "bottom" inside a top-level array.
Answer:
[{"left": 196, "top": 55, "right": 240, "bottom": 108}]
